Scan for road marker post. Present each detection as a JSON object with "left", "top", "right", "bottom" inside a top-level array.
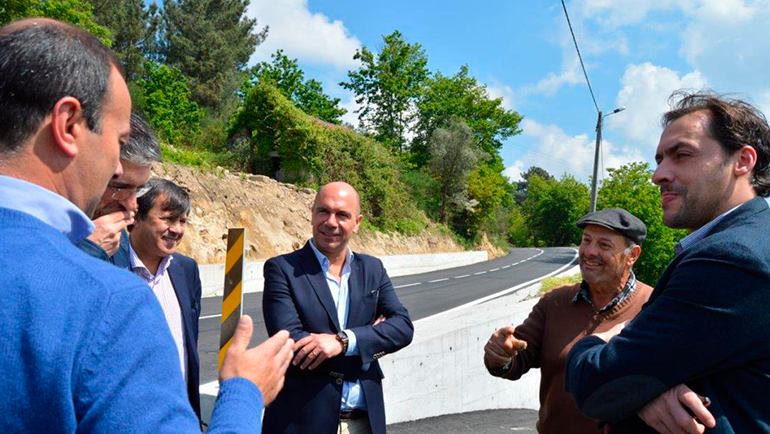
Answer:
[{"left": 218, "top": 228, "right": 245, "bottom": 370}]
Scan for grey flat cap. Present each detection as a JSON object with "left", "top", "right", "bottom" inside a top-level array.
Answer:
[{"left": 576, "top": 208, "right": 647, "bottom": 245}]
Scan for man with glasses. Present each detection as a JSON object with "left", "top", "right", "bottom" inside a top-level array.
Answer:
[{"left": 78, "top": 111, "right": 160, "bottom": 267}]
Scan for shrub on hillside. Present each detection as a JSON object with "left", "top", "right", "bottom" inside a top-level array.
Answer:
[{"left": 228, "top": 82, "right": 428, "bottom": 233}]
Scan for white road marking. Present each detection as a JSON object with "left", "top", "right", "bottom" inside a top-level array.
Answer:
[
  {"left": 489, "top": 268, "right": 500, "bottom": 272},
  {"left": 502, "top": 265, "right": 511, "bottom": 269},
  {"left": 429, "top": 278, "right": 449, "bottom": 283},
  {"left": 455, "top": 274, "right": 470, "bottom": 279},
  {"left": 473, "top": 271, "right": 487, "bottom": 275},
  {"left": 200, "top": 314, "right": 222, "bottom": 320},
  {"left": 395, "top": 282, "right": 422, "bottom": 288}
]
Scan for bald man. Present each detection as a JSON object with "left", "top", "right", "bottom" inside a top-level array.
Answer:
[{"left": 262, "top": 182, "right": 414, "bottom": 434}]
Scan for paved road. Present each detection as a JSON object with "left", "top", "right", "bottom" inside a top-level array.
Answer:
[
  {"left": 197, "top": 247, "right": 577, "bottom": 384},
  {"left": 389, "top": 409, "right": 537, "bottom": 434}
]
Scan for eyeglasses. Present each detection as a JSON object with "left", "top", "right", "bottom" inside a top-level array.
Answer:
[{"left": 108, "top": 184, "right": 151, "bottom": 200}]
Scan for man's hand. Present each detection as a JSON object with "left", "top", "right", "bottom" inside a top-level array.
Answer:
[
  {"left": 87, "top": 210, "right": 134, "bottom": 256},
  {"left": 293, "top": 333, "right": 343, "bottom": 370},
  {"left": 484, "top": 326, "right": 527, "bottom": 369},
  {"left": 592, "top": 320, "right": 627, "bottom": 342},
  {"left": 638, "top": 384, "right": 716, "bottom": 434},
  {"left": 219, "top": 315, "right": 294, "bottom": 406},
  {"left": 373, "top": 315, "right": 386, "bottom": 326}
]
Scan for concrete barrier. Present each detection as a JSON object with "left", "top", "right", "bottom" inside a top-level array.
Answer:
[
  {"left": 381, "top": 263, "right": 580, "bottom": 424},
  {"left": 198, "top": 250, "right": 488, "bottom": 298}
]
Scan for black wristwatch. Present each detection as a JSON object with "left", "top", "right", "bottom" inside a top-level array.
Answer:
[{"left": 336, "top": 331, "right": 349, "bottom": 354}]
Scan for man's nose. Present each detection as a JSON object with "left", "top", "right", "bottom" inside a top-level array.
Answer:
[
  {"left": 651, "top": 161, "right": 671, "bottom": 186},
  {"left": 118, "top": 194, "right": 138, "bottom": 213}
]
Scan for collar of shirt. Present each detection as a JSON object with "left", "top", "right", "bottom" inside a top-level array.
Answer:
[
  {"left": 572, "top": 270, "right": 637, "bottom": 313},
  {"left": 308, "top": 238, "right": 354, "bottom": 276},
  {"left": 127, "top": 236, "right": 174, "bottom": 281},
  {"left": 675, "top": 203, "right": 745, "bottom": 255},
  {"left": 0, "top": 175, "right": 94, "bottom": 244}
]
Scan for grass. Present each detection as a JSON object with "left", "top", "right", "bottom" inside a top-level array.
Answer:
[
  {"left": 161, "top": 143, "right": 219, "bottom": 170},
  {"left": 539, "top": 272, "right": 582, "bottom": 295}
]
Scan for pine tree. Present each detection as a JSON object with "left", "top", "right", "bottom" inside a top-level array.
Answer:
[{"left": 162, "top": 0, "right": 267, "bottom": 113}]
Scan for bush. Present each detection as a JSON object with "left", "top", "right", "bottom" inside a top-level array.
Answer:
[{"left": 228, "top": 82, "right": 429, "bottom": 233}]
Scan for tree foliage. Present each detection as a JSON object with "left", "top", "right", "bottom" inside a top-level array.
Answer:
[
  {"left": 161, "top": 0, "right": 266, "bottom": 112},
  {"left": 598, "top": 162, "right": 686, "bottom": 285},
  {"left": 413, "top": 65, "right": 522, "bottom": 166},
  {"left": 459, "top": 158, "right": 512, "bottom": 240},
  {"left": 228, "top": 82, "right": 427, "bottom": 233},
  {"left": 514, "top": 166, "right": 552, "bottom": 205},
  {"left": 1, "top": 0, "right": 111, "bottom": 45},
  {"left": 247, "top": 50, "right": 346, "bottom": 124},
  {"left": 427, "top": 118, "right": 486, "bottom": 224},
  {"left": 522, "top": 174, "right": 590, "bottom": 246},
  {"left": 341, "top": 30, "right": 429, "bottom": 153},
  {"left": 135, "top": 62, "right": 203, "bottom": 145},
  {"left": 87, "top": 0, "right": 160, "bottom": 81}
]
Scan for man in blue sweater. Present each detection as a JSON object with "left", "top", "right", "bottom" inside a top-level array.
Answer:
[
  {"left": 566, "top": 91, "right": 770, "bottom": 433},
  {"left": 0, "top": 18, "right": 293, "bottom": 433}
]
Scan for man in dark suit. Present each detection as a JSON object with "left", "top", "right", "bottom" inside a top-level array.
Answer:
[
  {"left": 262, "top": 181, "right": 414, "bottom": 434},
  {"left": 566, "top": 91, "right": 770, "bottom": 433},
  {"left": 78, "top": 111, "right": 160, "bottom": 267},
  {"left": 122, "top": 178, "right": 203, "bottom": 421}
]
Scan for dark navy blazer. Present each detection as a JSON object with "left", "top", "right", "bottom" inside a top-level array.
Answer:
[
  {"left": 81, "top": 233, "right": 203, "bottom": 420},
  {"left": 262, "top": 242, "right": 414, "bottom": 434},
  {"left": 566, "top": 197, "right": 770, "bottom": 433}
]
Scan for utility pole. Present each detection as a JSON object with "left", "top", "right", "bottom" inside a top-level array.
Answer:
[{"left": 589, "top": 111, "right": 602, "bottom": 213}]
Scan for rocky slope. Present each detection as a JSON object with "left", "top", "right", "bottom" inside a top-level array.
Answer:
[{"left": 151, "top": 163, "right": 471, "bottom": 264}]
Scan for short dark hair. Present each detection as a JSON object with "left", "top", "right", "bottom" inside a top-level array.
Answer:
[
  {"left": 123, "top": 112, "right": 161, "bottom": 166},
  {"left": 0, "top": 19, "right": 121, "bottom": 154},
  {"left": 662, "top": 90, "right": 770, "bottom": 197},
  {"left": 136, "top": 178, "right": 191, "bottom": 221}
]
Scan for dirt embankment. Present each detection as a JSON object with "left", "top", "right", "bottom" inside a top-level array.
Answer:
[{"left": 152, "top": 163, "right": 471, "bottom": 264}]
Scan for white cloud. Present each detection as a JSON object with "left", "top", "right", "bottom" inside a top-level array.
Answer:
[
  {"left": 503, "top": 160, "right": 526, "bottom": 183},
  {"left": 248, "top": 0, "right": 362, "bottom": 70},
  {"left": 486, "top": 80, "right": 516, "bottom": 110},
  {"left": 607, "top": 63, "right": 707, "bottom": 147},
  {"left": 529, "top": 55, "right": 582, "bottom": 97},
  {"left": 517, "top": 118, "right": 644, "bottom": 181}
]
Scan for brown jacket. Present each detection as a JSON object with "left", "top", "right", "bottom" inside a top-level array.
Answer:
[{"left": 498, "top": 280, "right": 652, "bottom": 434}]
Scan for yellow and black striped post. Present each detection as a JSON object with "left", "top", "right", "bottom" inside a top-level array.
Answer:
[{"left": 218, "top": 228, "right": 245, "bottom": 370}]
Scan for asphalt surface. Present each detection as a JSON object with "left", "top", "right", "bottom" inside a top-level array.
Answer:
[
  {"left": 388, "top": 409, "right": 538, "bottom": 434},
  {"left": 197, "top": 247, "right": 577, "bottom": 385}
]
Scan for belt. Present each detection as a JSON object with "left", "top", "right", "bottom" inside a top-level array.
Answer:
[{"left": 339, "top": 409, "right": 367, "bottom": 420}]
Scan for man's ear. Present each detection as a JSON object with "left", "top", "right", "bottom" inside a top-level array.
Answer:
[
  {"left": 353, "top": 214, "right": 364, "bottom": 234},
  {"left": 734, "top": 144, "right": 757, "bottom": 178},
  {"left": 50, "top": 97, "right": 86, "bottom": 158},
  {"left": 627, "top": 244, "right": 642, "bottom": 266}
]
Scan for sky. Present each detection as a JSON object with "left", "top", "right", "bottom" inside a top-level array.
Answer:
[{"left": 244, "top": 0, "right": 770, "bottom": 184}]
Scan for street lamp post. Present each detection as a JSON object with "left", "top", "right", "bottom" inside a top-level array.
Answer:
[{"left": 589, "top": 106, "right": 626, "bottom": 212}]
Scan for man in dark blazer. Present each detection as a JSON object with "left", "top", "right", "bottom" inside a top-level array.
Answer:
[
  {"left": 566, "top": 91, "right": 770, "bottom": 433},
  {"left": 121, "top": 178, "right": 203, "bottom": 421},
  {"left": 262, "top": 181, "right": 414, "bottom": 434}
]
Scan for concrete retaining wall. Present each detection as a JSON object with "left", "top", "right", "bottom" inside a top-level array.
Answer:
[
  {"left": 380, "top": 264, "right": 580, "bottom": 424},
  {"left": 199, "top": 250, "right": 488, "bottom": 298}
]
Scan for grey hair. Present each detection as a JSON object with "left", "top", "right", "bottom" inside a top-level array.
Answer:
[{"left": 122, "top": 111, "right": 161, "bottom": 166}]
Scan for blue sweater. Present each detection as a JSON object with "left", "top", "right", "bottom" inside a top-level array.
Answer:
[
  {"left": 566, "top": 197, "right": 770, "bottom": 433},
  {"left": 0, "top": 206, "right": 262, "bottom": 433}
]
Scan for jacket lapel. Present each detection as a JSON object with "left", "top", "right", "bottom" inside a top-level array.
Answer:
[
  {"left": 167, "top": 257, "right": 196, "bottom": 354},
  {"left": 346, "top": 255, "right": 367, "bottom": 327},
  {"left": 298, "top": 243, "right": 341, "bottom": 331}
]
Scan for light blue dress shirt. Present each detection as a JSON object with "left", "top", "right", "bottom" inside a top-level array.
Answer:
[
  {"left": 308, "top": 239, "right": 368, "bottom": 411},
  {"left": 0, "top": 175, "right": 94, "bottom": 243}
]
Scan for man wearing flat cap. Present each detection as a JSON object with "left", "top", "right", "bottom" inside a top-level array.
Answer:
[{"left": 483, "top": 208, "right": 653, "bottom": 434}]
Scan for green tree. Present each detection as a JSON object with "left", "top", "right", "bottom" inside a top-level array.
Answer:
[
  {"left": 514, "top": 166, "right": 553, "bottom": 205},
  {"left": 598, "top": 162, "right": 686, "bottom": 284},
  {"left": 341, "top": 30, "right": 429, "bottom": 153},
  {"left": 459, "top": 158, "right": 512, "bottom": 240},
  {"left": 522, "top": 174, "right": 590, "bottom": 246},
  {"left": 135, "top": 62, "right": 203, "bottom": 145},
  {"left": 162, "top": 0, "right": 266, "bottom": 112},
  {"left": 247, "top": 50, "right": 346, "bottom": 124},
  {"left": 87, "top": 0, "right": 160, "bottom": 81},
  {"left": 427, "top": 118, "right": 486, "bottom": 224},
  {"left": 1, "top": 0, "right": 111, "bottom": 45},
  {"left": 413, "top": 65, "right": 522, "bottom": 166}
]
